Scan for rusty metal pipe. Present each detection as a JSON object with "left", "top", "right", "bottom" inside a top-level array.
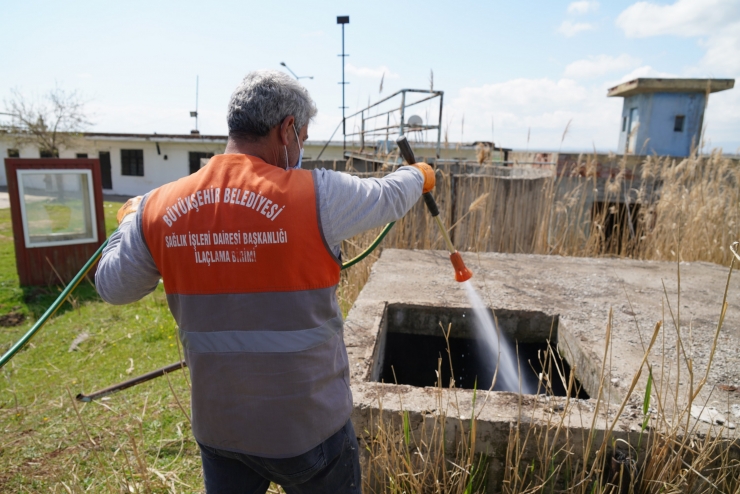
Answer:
[{"left": 76, "top": 360, "right": 187, "bottom": 402}]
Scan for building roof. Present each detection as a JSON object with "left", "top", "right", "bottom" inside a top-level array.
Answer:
[
  {"left": 607, "top": 78, "right": 735, "bottom": 97},
  {"left": 82, "top": 132, "right": 347, "bottom": 147},
  {"left": 83, "top": 132, "right": 228, "bottom": 143}
]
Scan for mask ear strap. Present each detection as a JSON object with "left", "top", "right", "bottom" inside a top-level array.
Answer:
[
  {"left": 293, "top": 125, "right": 302, "bottom": 149},
  {"left": 284, "top": 145, "right": 289, "bottom": 169}
]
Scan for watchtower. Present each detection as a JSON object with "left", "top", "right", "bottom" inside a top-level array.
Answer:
[{"left": 607, "top": 78, "right": 734, "bottom": 157}]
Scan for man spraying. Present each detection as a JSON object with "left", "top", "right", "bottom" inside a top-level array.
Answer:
[{"left": 96, "top": 70, "right": 435, "bottom": 493}]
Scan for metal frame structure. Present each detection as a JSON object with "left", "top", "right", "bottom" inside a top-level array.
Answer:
[{"left": 344, "top": 89, "right": 444, "bottom": 159}]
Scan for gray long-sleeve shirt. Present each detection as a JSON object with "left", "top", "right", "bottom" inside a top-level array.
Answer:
[{"left": 96, "top": 164, "right": 423, "bottom": 303}]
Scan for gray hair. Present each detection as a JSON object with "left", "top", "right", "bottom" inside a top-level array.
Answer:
[{"left": 227, "top": 70, "right": 317, "bottom": 141}]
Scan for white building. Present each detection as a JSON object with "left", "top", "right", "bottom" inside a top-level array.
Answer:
[
  {"left": 1, "top": 132, "right": 492, "bottom": 197},
  {"left": 0, "top": 132, "right": 351, "bottom": 197}
]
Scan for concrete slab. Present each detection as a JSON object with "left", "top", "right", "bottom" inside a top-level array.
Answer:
[
  {"left": 348, "top": 249, "right": 740, "bottom": 404},
  {"left": 607, "top": 78, "right": 735, "bottom": 97},
  {"left": 346, "top": 249, "right": 740, "bottom": 484}
]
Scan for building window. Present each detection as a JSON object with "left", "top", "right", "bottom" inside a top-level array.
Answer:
[
  {"left": 674, "top": 115, "right": 685, "bottom": 132},
  {"left": 76, "top": 153, "right": 88, "bottom": 158},
  {"left": 7, "top": 149, "right": 19, "bottom": 158},
  {"left": 189, "top": 152, "right": 215, "bottom": 174},
  {"left": 121, "top": 149, "right": 144, "bottom": 176},
  {"left": 40, "top": 149, "right": 58, "bottom": 158},
  {"left": 622, "top": 116, "right": 627, "bottom": 132}
]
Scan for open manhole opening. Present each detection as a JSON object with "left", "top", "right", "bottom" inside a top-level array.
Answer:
[{"left": 371, "top": 304, "right": 589, "bottom": 398}]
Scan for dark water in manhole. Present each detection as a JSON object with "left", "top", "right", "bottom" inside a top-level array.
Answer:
[{"left": 378, "top": 332, "right": 589, "bottom": 398}]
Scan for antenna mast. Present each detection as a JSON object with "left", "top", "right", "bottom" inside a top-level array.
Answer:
[{"left": 337, "top": 16, "right": 349, "bottom": 151}]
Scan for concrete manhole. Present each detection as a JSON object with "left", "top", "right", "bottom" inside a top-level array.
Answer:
[{"left": 369, "top": 304, "right": 588, "bottom": 398}]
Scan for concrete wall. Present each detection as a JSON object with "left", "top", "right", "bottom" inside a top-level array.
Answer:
[
  {"left": 301, "top": 141, "right": 344, "bottom": 161},
  {"left": 617, "top": 92, "right": 706, "bottom": 157}
]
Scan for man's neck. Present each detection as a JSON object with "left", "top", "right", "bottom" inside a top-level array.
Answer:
[{"left": 224, "top": 137, "right": 283, "bottom": 168}]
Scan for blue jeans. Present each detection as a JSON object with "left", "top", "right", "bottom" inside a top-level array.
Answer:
[{"left": 198, "top": 419, "right": 361, "bottom": 494}]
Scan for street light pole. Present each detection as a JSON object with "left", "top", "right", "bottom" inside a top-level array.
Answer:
[
  {"left": 280, "top": 62, "right": 314, "bottom": 80},
  {"left": 190, "top": 76, "right": 199, "bottom": 134},
  {"left": 337, "top": 15, "right": 349, "bottom": 151}
]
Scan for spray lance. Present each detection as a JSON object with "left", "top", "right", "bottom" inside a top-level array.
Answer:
[{"left": 396, "top": 136, "right": 473, "bottom": 282}]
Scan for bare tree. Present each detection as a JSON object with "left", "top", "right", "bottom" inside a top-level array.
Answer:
[{"left": 2, "top": 86, "right": 91, "bottom": 157}]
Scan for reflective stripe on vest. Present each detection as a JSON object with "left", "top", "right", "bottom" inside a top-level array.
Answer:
[
  {"left": 140, "top": 154, "right": 347, "bottom": 458},
  {"left": 179, "top": 315, "right": 343, "bottom": 353}
]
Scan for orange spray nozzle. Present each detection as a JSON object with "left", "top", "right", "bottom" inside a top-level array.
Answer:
[{"left": 450, "top": 251, "right": 473, "bottom": 282}]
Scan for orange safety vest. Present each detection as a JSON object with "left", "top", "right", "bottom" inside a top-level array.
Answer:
[{"left": 141, "top": 154, "right": 346, "bottom": 458}]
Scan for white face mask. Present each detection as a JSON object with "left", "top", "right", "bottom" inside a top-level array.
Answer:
[{"left": 285, "top": 125, "right": 303, "bottom": 170}]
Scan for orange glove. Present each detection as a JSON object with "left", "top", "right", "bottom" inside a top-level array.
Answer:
[
  {"left": 117, "top": 196, "right": 143, "bottom": 224},
  {"left": 409, "top": 162, "right": 436, "bottom": 194}
]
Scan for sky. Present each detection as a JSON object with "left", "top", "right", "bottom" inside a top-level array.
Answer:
[{"left": 1, "top": 0, "right": 738, "bottom": 153}]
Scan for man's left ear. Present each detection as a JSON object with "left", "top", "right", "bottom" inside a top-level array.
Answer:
[{"left": 280, "top": 116, "right": 295, "bottom": 146}]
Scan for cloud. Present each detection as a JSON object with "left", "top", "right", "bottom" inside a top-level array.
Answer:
[
  {"left": 568, "top": 1, "right": 599, "bottom": 14},
  {"left": 616, "top": 0, "right": 739, "bottom": 38},
  {"left": 564, "top": 54, "right": 641, "bottom": 79},
  {"left": 701, "top": 28, "right": 740, "bottom": 74},
  {"left": 446, "top": 63, "right": 736, "bottom": 151},
  {"left": 609, "top": 65, "right": 677, "bottom": 86},
  {"left": 449, "top": 77, "right": 621, "bottom": 149},
  {"left": 345, "top": 64, "right": 399, "bottom": 79},
  {"left": 557, "top": 20, "right": 595, "bottom": 37},
  {"left": 702, "top": 88, "right": 740, "bottom": 153},
  {"left": 613, "top": 1, "right": 740, "bottom": 152},
  {"left": 616, "top": 0, "right": 740, "bottom": 73}
]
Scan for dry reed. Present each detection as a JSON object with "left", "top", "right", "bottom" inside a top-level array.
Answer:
[{"left": 337, "top": 151, "right": 740, "bottom": 275}]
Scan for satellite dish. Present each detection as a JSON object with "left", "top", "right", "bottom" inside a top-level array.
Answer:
[{"left": 407, "top": 115, "right": 423, "bottom": 128}]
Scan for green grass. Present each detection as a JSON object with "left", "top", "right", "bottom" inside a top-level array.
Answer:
[{"left": 0, "top": 201, "right": 202, "bottom": 492}]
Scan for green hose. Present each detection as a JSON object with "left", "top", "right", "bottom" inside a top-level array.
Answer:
[
  {"left": 340, "top": 222, "right": 395, "bottom": 270},
  {"left": 0, "top": 238, "right": 111, "bottom": 369},
  {"left": 0, "top": 222, "right": 396, "bottom": 370}
]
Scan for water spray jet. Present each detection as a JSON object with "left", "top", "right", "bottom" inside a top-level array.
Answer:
[{"left": 396, "top": 136, "right": 473, "bottom": 283}]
